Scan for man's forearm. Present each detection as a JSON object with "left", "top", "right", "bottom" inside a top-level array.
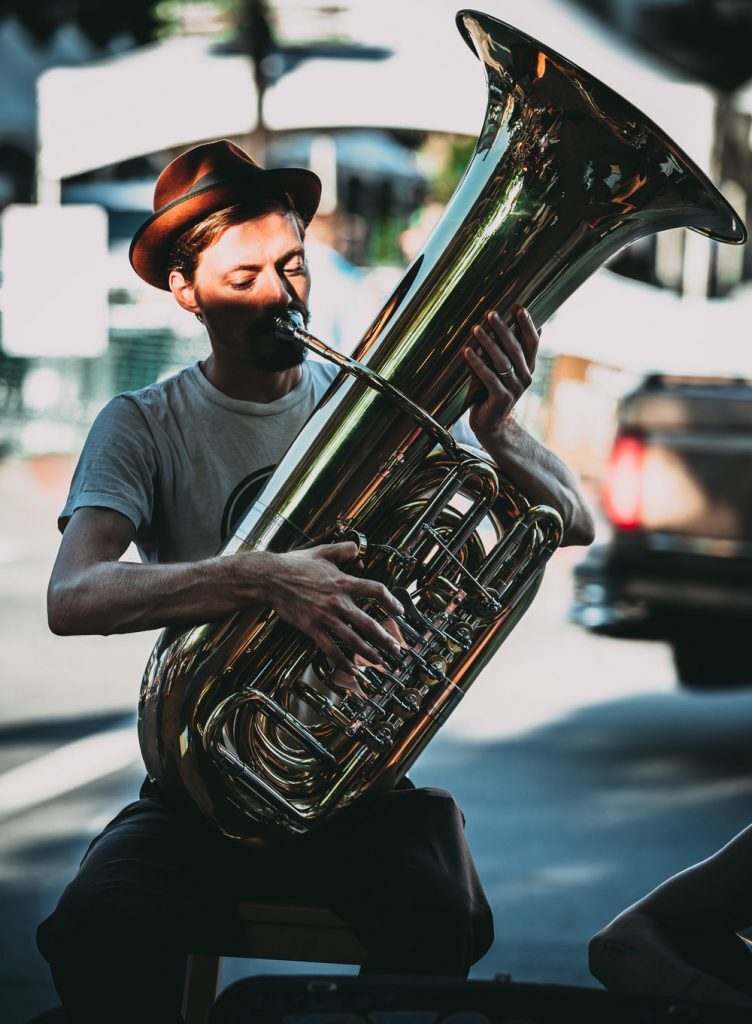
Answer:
[
  {"left": 48, "top": 551, "right": 279, "bottom": 636},
  {"left": 481, "top": 418, "right": 595, "bottom": 547}
]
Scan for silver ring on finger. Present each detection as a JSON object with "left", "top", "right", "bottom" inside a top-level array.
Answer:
[{"left": 496, "top": 365, "right": 515, "bottom": 378}]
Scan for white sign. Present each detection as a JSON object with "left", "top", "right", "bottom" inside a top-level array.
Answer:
[{"left": 1, "top": 204, "right": 109, "bottom": 357}]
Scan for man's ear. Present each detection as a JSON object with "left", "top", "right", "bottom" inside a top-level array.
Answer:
[{"left": 169, "top": 270, "right": 201, "bottom": 316}]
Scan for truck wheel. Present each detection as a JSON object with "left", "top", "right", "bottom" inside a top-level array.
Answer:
[{"left": 671, "top": 626, "right": 750, "bottom": 690}]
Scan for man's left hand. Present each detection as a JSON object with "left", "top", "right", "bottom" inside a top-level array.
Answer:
[{"left": 463, "top": 305, "right": 539, "bottom": 446}]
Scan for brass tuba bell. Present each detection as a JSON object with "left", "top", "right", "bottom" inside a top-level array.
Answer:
[{"left": 138, "top": 9, "right": 746, "bottom": 843}]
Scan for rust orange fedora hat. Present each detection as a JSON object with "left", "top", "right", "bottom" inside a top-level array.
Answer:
[{"left": 129, "top": 139, "right": 321, "bottom": 290}]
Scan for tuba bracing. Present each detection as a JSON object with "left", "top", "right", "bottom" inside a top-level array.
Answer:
[{"left": 138, "top": 10, "right": 746, "bottom": 843}]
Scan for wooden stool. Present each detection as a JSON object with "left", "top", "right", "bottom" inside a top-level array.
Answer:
[{"left": 182, "top": 902, "right": 367, "bottom": 1024}]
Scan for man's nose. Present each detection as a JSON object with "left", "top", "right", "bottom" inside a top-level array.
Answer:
[{"left": 258, "top": 268, "right": 293, "bottom": 306}]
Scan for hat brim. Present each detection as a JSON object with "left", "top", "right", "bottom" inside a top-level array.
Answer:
[{"left": 129, "top": 166, "right": 321, "bottom": 290}]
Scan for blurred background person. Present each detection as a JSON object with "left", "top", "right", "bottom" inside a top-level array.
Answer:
[{"left": 589, "top": 824, "right": 752, "bottom": 1009}]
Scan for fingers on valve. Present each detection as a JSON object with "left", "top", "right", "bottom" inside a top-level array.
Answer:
[
  {"left": 333, "top": 621, "right": 385, "bottom": 667},
  {"left": 348, "top": 606, "right": 401, "bottom": 658},
  {"left": 354, "top": 577, "right": 404, "bottom": 618},
  {"left": 317, "top": 630, "right": 357, "bottom": 673}
]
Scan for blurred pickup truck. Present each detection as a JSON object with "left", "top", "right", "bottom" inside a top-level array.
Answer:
[{"left": 571, "top": 374, "right": 752, "bottom": 689}]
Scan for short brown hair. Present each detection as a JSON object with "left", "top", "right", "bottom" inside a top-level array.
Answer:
[{"left": 167, "top": 194, "right": 306, "bottom": 284}]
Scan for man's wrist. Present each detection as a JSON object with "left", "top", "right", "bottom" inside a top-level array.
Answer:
[
  {"left": 222, "top": 550, "right": 283, "bottom": 607},
  {"left": 475, "top": 415, "right": 518, "bottom": 459}
]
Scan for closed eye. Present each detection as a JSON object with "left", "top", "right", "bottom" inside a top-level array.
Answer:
[{"left": 284, "top": 255, "right": 307, "bottom": 275}]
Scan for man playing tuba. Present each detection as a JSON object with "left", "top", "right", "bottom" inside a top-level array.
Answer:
[{"left": 38, "top": 140, "right": 594, "bottom": 1022}]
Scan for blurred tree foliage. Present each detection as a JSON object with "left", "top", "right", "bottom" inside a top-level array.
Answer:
[
  {"left": 0, "top": 0, "right": 273, "bottom": 51},
  {"left": 640, "top": 0, "right": 752, "bottom": 91},
  {"left": 0, "top": 0, "right": 160, "bottom": 45},
  {"left": 431, "top": 136, "right": 476, "bottom": 205},
  {"left": 575, "top": 0, "right": 752, "bottom": 92},
  {"left": 368, "top": 214, "right": 404, "bottom": 266},
  {"left": 7, "top": 1, "right": 748, "bottom": 91}
]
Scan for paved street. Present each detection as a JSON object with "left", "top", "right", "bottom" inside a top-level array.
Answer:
[{"left": 2, "top": 457, "right": 752, "bottom": 1023}]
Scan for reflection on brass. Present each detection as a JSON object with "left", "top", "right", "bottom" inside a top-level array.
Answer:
[{"left": 138, "top": 10, "right": 746, "bottom": 843}]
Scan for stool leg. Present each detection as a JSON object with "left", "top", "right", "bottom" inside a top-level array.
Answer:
[{"left": 183, "top": 954, "right": 222, "bottom": 1024}]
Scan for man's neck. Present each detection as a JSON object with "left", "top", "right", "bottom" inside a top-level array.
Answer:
[{"left": 199, "top": 351, "right": 303, "bottom": 403}]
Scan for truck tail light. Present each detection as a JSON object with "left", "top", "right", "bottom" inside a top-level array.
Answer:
[{"left": 604, "top": 434, "right": 645, "bottom": 530}]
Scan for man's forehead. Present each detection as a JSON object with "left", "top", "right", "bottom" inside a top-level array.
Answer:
[{"left": 203, "top": 210, "right": 304, "bottom": 264}]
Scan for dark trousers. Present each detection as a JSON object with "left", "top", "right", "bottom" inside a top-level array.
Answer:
[{"left": 37, "top": 778, "right": 493, "bottom": 1023}]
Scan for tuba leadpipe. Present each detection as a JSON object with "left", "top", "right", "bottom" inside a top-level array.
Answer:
[{"left": 138, "top": 9, "right": 746, "bottom": 843}]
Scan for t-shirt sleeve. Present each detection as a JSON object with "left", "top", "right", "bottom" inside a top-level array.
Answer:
[{"left": 58, "top": 395, "right": 160, "bottom": 534}]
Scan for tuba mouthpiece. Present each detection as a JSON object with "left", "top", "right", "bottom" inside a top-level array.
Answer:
[{"left": 273, "top": 310, "right": 305, "bottom": 341}]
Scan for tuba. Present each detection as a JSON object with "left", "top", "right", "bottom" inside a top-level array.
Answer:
[{"left": 138, "top": 9, "right": 745, "bottom": 843}]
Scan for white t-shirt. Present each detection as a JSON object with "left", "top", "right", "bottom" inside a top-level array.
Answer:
[
  {"left": 60, "top": 360, "right": 342, "bottom": 563},
  {"left": 60, "top": 358, "right": 479, "bottom": 564}
]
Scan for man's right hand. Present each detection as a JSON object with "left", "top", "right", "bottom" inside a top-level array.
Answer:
[
  {"left": 48, "top": 509, "right": 405, "bottom": 651},
  {"left": 263, "top": 541, "right": 404, "bottom": 674}
]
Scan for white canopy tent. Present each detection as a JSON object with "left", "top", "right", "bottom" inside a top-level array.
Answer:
[
  {"left": 265, "top": 0, "right": 717, "bottom": 175},
  {"left": 36, "top": 0, "right": 718, "bottom": 193},
  {"left": 731, "top": 75, "right": 752, "bottom": 118},
  {"left": 36, "top": 37, "right": 258, "bottom": 198},
  {"left": 544, "top": 269, "right": 752, "bottom": 378}
]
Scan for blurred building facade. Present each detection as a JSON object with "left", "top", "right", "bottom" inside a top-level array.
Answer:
[{"left": 0, "top": 0, "right": 751, "bottom": 503}]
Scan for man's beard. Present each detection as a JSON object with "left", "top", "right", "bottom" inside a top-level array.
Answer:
[
  {"left": 250, "top": 336, "right": 308, "bottom": 372},
  {"left": 247, "top": 307, "right": 310, "bottom": 372}
]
